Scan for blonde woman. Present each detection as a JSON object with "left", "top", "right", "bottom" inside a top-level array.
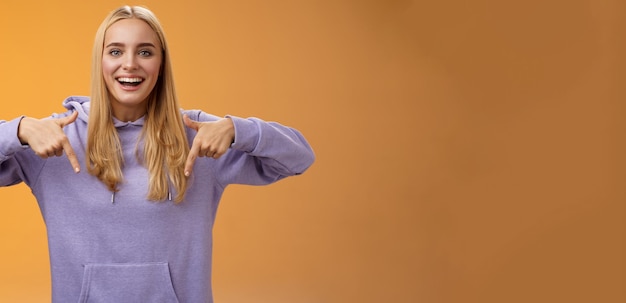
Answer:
[{"left": 0, "top": 5, "right": 314, "bottom": 303}]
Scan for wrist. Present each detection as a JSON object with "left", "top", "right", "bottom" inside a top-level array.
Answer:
[
  {"left": 17, "top": 117, "right": 33, "bottom": 145},
  {"left": 222, "top": 117, "right": 235, "bottom": 144}
]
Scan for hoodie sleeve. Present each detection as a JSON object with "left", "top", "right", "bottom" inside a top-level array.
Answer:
[
  {"left": 188, "top": 110, "right": 315, "bottom": 186},
  {"left": 0, "top": 117, "right": 43, "bottom": 187}
]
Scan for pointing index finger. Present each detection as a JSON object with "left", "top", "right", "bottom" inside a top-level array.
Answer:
[
  {"left": 62, "top": 138, "right": 80, "bottom": 173},
  {"left": 184, "top": 143, "right": 199, "bottom": 177}
]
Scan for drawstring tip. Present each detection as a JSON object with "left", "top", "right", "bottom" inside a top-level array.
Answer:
[
  {"left": 111, "top": 192, "right": 116, "bottom": 204},
  {"left": 168, "top": 192, "right": 172, "bottom": 201}
]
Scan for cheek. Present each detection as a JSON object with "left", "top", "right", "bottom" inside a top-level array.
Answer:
[
  {"left": 146, "top": 60, "right": 162, "bottom": 78},
  {"left": 101, "top": 59, "right": 117, "bottom": 82},
  {"left": 143, "top": 61, "right": 162, "bottom": 91}
]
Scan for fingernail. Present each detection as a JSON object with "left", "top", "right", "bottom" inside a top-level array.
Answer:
[
  {"left": 185, "top": 171, "right": 190, "bottom": 177},
  {"left": 75, "top": 168, "right": 80, "bottom": 173}
]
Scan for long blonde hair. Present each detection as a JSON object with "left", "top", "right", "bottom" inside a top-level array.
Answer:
[{"left": 87, "top": 5, "right": 189, "bottom": 203}]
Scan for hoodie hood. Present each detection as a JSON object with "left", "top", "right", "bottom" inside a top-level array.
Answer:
[{"left": 62, "top": 95, "right": 145, "bottom": 127}]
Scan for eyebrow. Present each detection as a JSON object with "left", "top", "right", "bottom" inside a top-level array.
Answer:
[{"left": 105, "top": 42, "right": 158, "bottom": 48}]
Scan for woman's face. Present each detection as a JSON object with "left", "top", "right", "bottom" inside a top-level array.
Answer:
[{"left": 102, "top": 18, "right": 162, "bottom": 121}]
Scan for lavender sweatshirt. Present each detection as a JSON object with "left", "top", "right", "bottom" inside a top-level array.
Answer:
[{"left": 0, "top": 96, "right": 314, "bottom": 303}]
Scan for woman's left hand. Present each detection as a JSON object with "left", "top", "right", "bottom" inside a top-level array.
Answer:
[{"left": 183, "top": 114, "right": 235, "bottom": 176}]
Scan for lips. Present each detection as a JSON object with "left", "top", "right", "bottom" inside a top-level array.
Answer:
[{"left": 116, "top": 76, "right": 144, "bottom": 87}]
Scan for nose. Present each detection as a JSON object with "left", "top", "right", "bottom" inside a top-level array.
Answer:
[{"left": 122, "top": 53, "right": 138, "bottom": 70}]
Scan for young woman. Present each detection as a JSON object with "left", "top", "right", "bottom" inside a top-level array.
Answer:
[{"left": 0, "top": 5, "right": 314, "bottom": 303}]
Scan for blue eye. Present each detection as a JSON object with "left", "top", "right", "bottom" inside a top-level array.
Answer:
[
  {"left": 139, "top": 50, "right": 152, "bottom": 57},
  {"left": 109, "top": 49, "right": 122, "bottom": 56}
]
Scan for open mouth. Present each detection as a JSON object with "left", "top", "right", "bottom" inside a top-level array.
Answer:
[{"left": 117, "top": 77, "right": 144, "bottom": 87}]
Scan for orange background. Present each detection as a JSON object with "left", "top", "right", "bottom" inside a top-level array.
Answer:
[{"left": 0, "top": 0, "right": 624, "bottom": 302}]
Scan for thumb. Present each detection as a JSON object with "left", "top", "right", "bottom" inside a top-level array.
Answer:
[
  {"left": 56, "top": 111, "right": 79, "bottom": 128},
  {"left": 183, "top": 114, "right": 201, "bottom": 131}
]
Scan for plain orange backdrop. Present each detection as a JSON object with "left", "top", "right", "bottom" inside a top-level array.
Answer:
[{"left": 0, "top": 0, "right": 624, "bottom": 302}]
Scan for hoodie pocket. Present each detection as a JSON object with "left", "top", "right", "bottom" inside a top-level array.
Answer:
[{"left": 77, "top": 262, "right": 180, "bottom": 303}]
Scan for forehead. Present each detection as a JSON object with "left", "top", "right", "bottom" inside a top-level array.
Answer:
[{"left": 104, "top": 18, "right": 160, "bottom": 47}]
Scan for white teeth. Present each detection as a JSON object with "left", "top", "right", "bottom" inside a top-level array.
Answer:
[{"left": 117, "top": 77, "right": 143, "bottom": 83}]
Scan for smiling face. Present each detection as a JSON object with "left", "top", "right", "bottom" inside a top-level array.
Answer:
[{"left": 102, "top": 18, "right": 162, "bottom": 121}]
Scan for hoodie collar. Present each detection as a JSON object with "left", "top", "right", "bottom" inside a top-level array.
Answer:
[
  {"left": 112, "top": 115, "right": 146, "bottom": 127},
  {"left": 62, "top": 96, "right": 145, "bottom": 128}
]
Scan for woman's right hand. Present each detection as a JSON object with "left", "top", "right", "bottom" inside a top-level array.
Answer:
[{"left": 17, "top": 111, "right": 81, "bottom": 173}]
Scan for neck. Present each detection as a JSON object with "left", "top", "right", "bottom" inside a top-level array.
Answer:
[{"left": 111, "top": 104, "right": 147, "bottom": 122}]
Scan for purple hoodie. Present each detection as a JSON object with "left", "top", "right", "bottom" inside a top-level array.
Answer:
[{"left": 0, "top": 96, "right": 315, "bottom": 303}]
